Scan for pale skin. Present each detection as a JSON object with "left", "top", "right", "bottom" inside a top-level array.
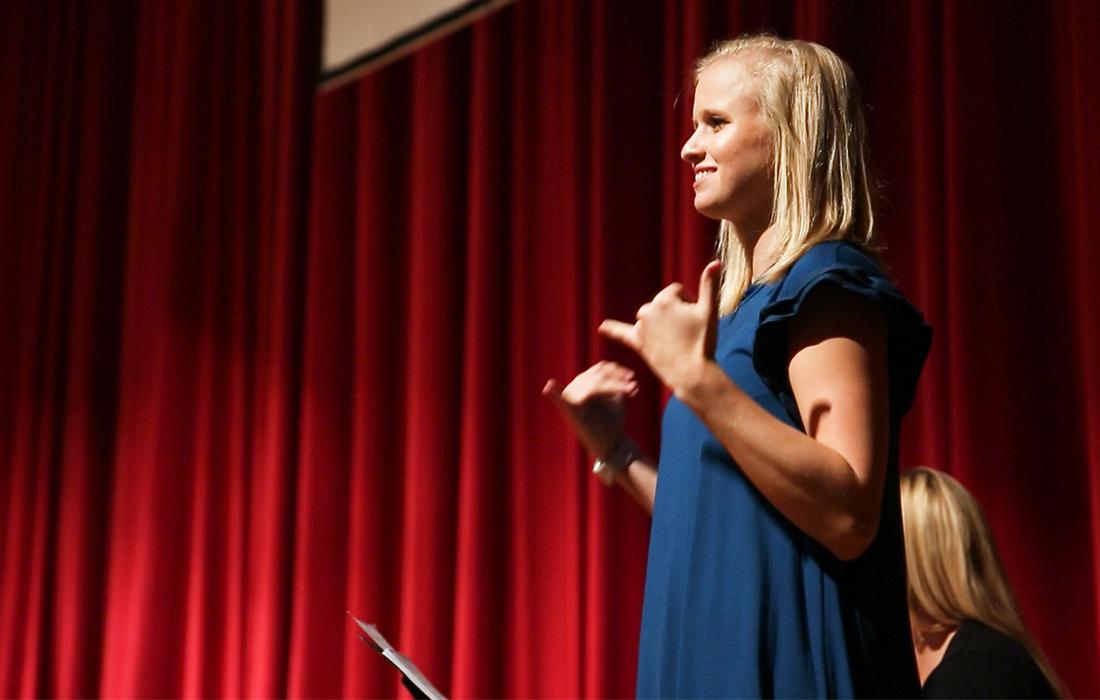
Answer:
[
  {"left": 544, "top": 55, "right": 890, "bottom": 561},
  {"left": 913, "top": 626, "right": 958, "bottom": 684}
]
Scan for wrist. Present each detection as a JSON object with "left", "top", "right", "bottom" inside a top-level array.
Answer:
[
  {"left": 673, "top": 358, "right": 721, "bottom": 408},
  {"left": 592, "top": 438, "right": 644, "bottom": 486}
]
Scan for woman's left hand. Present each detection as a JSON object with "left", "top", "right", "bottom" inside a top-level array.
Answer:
[{"left": 599, "top": 261, "right": 721, "bottom": 396}]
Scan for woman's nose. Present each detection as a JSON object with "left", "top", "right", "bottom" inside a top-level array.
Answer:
[{"left": 681, "top": 127, "right": 703, "bottom": 163}]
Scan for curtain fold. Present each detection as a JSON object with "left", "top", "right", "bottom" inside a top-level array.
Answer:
[
  {"left": 1, "top": 1, "right": 1098, "bottom": 698},
  {"left": 1056, "top": 0, "right": 1100, "bottom": 667},
  {"left": 0, "top": 0, "right": 318, "bottom": 697}
]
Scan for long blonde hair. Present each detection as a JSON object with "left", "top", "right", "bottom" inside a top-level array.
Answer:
[
  {"left": 900, "top": 468, "right": 1067, "bottom": 696},
  {"left": 694, "top": 35, "right": 877, "bottom": 314}
]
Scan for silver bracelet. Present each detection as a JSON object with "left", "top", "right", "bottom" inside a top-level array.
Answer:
[{"left": 592, "top": 438, "right": 643, "bottom": 486}]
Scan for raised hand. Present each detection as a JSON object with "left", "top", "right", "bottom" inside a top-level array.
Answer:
[
  {"left": 542, "top": 361, "right": 639, "bottom": 459},
  {"left": 598, "top": 261, "right": 721, "bottom": 396}
]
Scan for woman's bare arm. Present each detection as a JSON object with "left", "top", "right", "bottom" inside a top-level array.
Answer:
[
  {"left": 600, "top": 263, "right": 889, "bottom": 560},
  {"left": 611, "top": 455, "right": 658, "bottom": 514}
]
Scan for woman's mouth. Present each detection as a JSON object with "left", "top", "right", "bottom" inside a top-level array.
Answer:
[{"left": 693, "top": 168, "right": 716, "bottom": 186}]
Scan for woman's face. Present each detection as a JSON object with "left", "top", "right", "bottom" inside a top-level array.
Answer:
[{"left": 681, "top": 56, "right": 774, "bottom": 229}]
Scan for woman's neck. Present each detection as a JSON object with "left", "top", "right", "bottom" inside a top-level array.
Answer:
[
  {"left": 913, "top": 625, "right": 960, "bottom": 685},
  {"left": 737, "top": 222, "right": 782, "bottom": 280}
]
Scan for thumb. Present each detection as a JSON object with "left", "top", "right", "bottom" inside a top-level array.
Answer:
[
  {"left": 542, "top": 379, "right": 574, "bottom": 417},
  {"left": 698, "top": 260, "right": 721, "bottom": 314},
  {"left": 699, "top": 261, "right": 721, "bottom": 359}
]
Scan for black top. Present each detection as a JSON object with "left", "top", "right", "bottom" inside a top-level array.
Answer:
[{"left": 923, "top": 621, "right": 1057, "bottom": 698}]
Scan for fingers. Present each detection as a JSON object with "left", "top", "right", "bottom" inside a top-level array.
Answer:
[
  {"left": 542, "top": 377, "right": 564, "bottom": 399},
  {"left": 652, "top": 282, "right": 685, "bottom": 303},
  {"left": 598, "top": 319, "right": 642, "bottom": 351},
  {"left": 544, "top": 362, "right": 639, "bottom": 411},
  {"left": 577, "top": 361, "right": 638, "bottom": 397},
  {"left": 542, "top": 379, "right": 573, "bottom": 417},
  {"left": 589, "top": 360, "right": 635, "bottom": 382}
]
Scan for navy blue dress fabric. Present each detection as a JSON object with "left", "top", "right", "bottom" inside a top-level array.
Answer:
[{"left": 636, "top": 241, "right": 931, "bottom": 698}]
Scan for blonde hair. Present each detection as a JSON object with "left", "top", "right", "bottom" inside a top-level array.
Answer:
[
  {"left": 900, "top": 468, "right": 1067, "bottom": 697},
  {"left": 694, "top": 35, "right": 877, "bottom": 314}
]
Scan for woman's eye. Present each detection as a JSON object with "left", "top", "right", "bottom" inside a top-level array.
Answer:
[{"left": 708, "top": 116, "right": 726, "bottom": 129}]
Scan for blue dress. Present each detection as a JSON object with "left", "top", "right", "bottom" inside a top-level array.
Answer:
[{"left": 636, "top": 241, "right": 931, "bottom": 698}]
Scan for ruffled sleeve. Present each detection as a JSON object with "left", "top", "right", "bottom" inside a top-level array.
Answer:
[{"left": 752, "top": 242, "right": 933, "bottom": 418}]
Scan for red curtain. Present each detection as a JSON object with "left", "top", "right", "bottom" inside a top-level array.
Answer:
[
  {"left": 0, "top": 0, "right": 319, "bottom": 697},
  {"left": 2, "top": 0, "right": 1099, "bottom": 698}
]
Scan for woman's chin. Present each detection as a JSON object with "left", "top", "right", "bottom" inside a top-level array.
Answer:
[{"left": 692, "top": 199, "right": 727, "bottom": 220}]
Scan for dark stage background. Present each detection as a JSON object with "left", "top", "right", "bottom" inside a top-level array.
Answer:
[{"left": 2, "top": 0, "right": 1098, "bottom": 697}]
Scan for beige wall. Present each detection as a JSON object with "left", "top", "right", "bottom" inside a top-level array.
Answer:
[{"left": 323, "top": 0, "right": 497, "bottom": 73}]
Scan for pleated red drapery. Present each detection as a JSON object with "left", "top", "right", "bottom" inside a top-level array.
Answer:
[
  {"left": 0, "top": 0, "right": 319, "bottom": 697},
  {"left": 2, "top": 1, "right": 1099, "bottom": 698}
]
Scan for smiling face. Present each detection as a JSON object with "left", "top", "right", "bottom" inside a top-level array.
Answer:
[{"left": 681, "top": 56, "right": 775, "bottom": 231}]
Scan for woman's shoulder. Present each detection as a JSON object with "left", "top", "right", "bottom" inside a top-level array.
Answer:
[
  {"left": 784, "top": 240, "right": 884, "bottom": 282},
  {"left": 923, "top": 621, "right": 1055, "bottom": 699},
  {"left": 947, "top": 621, "right": 1035, "bottom": 664},
  {"left": 753, "top": 238, "right": 932, "bottom": 416},
  {"left": 769, "top": 240, "right": 890, "bottom": 305}
]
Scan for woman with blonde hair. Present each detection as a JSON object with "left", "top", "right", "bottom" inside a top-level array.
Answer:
[
  {"left": 544, "top": 34, "right": 931, "bottom": 696},
  {"left": 901, "top": 467, "right": 1065, "bottom": 697}
]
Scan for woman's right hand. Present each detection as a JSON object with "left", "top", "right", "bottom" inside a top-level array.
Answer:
[{"left": 542, "top": 361, "right": 638, "bottom": 459}]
